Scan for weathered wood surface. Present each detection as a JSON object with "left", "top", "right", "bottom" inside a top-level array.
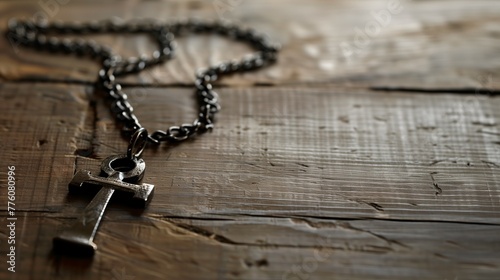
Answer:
[
  {"left": 1, "top": 83, "right": 499, "bottom": 279},
  {"left": 1, "top": 0, "right": 500, "bottom": 90},
  {"left": 1, "top": 0, "right": 500, "bottom": 279}
]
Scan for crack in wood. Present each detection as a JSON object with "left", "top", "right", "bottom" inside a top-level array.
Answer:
[
  {"left": 482, "top": 160, "right": 500, "bottom": 168},
  {"left": 371, "top": 86, "right": 500, "bottom": 95},
  {"left": 5, "top": 211, "right": 500, "bottom": 227},
  {"left": 284, "top": 214, "right": 500, "bottom": 227},
  {"left": 430, "top": 172, "right": 443, "bottom": 196},
  {"left": 336, "top": 222, "right": 410, "bottom": 249},
  {"left": 167, "top": 219, "right": 238, "bottom": 245},
  {"left": 148, "top": 215, "right": 412, "bottom": 255},
  {"left": 363, "top": 202, "right": 384, "bottom": 212},
  {"left": 73, "top": 98, "right": 98, "bottom": 159},
  {"left": 149, "top": 216, "right": 400, "bottom": 254}
]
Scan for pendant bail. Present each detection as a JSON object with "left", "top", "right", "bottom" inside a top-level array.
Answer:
[{"left": 127, "top": 127, "right": 148, "bottom": 160}]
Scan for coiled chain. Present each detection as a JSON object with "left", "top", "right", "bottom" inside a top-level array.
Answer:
[{"left": 6, "top": 18, "right": 279, "bottom": 144}]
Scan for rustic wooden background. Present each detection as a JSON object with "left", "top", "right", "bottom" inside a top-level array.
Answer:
[{"left": 1, "top": 0, "right": 499, "bottom": 279}]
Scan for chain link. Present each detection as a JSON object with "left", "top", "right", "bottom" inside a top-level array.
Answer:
[{"left": 6, "top": 18, "right": 279, "bottom": 144}]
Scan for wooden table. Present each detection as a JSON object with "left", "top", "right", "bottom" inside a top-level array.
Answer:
[{"left": 1, "top": 0, "right": 499, "bottom": 279}]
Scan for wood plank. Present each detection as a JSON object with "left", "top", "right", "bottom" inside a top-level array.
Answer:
[
  {"left": 2, "top": 82, "right": 499, "bottom": 222},
  {"left": 1, "top": 0, "right": 499, "bottom": 90},
  {"left": 0, "top": 78, "right": 499, "bottom": 279},
  {"left": 1, "top": 213, "right": 499, "bottom": 279},
  {"left": 89, "top": 85, "right": 500, "bottom": 224}
]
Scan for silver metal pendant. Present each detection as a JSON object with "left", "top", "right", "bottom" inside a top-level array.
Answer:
[{"left": 53, "top": 129, "right": 153, "bottom": 256}]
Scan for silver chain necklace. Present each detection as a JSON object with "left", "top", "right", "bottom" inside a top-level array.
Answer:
[{"left": 7, "top": 18, "right": 279, "bottom": 256}]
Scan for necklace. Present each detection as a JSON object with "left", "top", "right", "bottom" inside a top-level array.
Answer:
[{"left": 7, "top": 18, "right": 279, "bottom": 256}]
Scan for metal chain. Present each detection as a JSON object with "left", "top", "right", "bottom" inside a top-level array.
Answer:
[{"left": 6, "top": 18, "right": 279, "bottom": 144}]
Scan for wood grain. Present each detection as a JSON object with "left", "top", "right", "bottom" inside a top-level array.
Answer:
[
  {"left": 2, "top": 213, "right": 500, "bottom": 280},
  {"left": 0, "top": 0, "right": 499, "bottom": 90},
  {"left": 1, "top": 0, "right": 500, "bottom": 279},
  {"left": 0, "top": 82, "right": 499, "bottom": 279}
]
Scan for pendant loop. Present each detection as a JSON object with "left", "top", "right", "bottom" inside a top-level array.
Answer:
[
  {"left": 127, "top": 128, "right": 148, "bottom": 159},
  {"left": 100, "top": 154, "right": 146, "bottom": 182}
]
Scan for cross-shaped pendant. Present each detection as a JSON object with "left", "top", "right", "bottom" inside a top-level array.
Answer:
[{"left": 53, "top": 154, "right": 154, "bottom": 256}]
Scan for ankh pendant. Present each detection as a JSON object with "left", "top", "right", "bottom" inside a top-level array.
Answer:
[{"left": 53, "top": 129, "right": 153, "bottom": 256}]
